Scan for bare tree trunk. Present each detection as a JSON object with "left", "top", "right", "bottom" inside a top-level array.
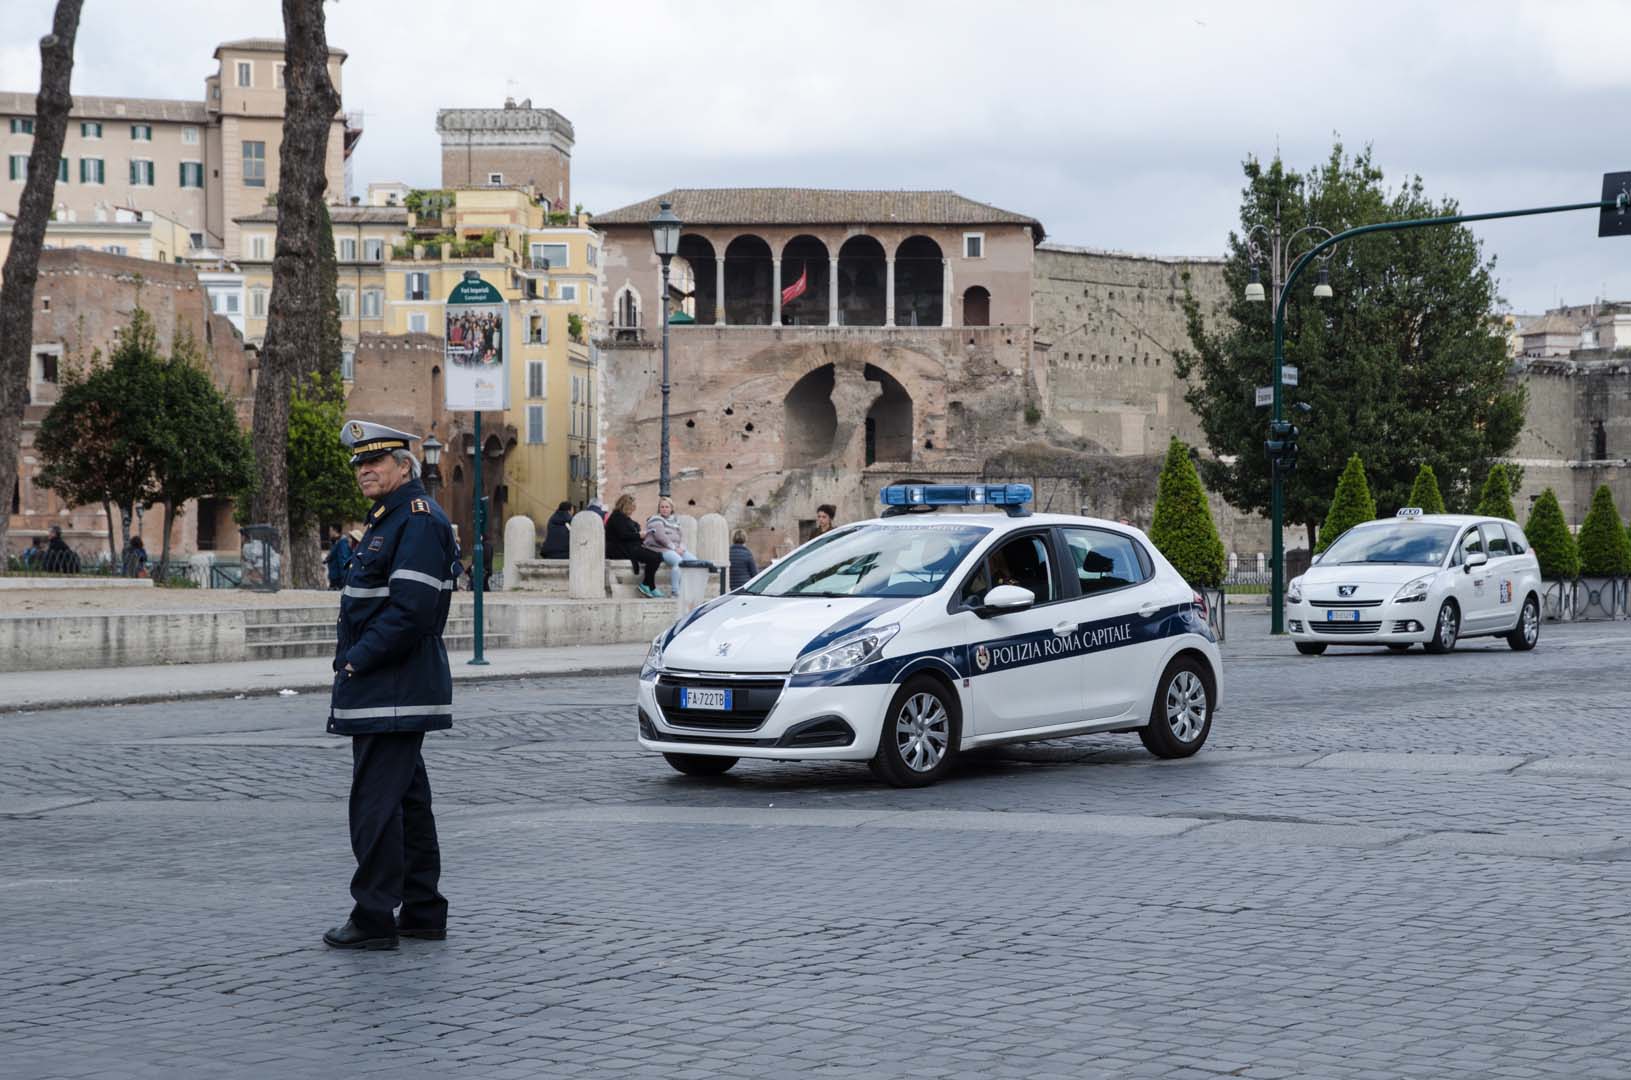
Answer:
[
  {"left": 290, "top": 529, "right": 323, "bottom": 590},
  {"left": 248, "top": 0, "right": 340, "bottom": 570},
  {"left": 0, "top": 1, "right": 82, "bottom": 557},
  {"left": 157, "top": 498, "right": 176, "bottom": 581},
  {"left": 101, "top": 498, "right": 119, "bottom": 566}
]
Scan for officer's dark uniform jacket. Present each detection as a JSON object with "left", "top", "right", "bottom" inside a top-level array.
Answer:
[{"left": 329, "top": 478, "right": 457, "bottom": 735}]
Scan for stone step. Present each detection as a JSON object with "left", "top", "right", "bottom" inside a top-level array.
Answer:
[
  {"left": 245, "top": 616, "right": 490, "bottom": 644},
  {"left": 247, "top": 633, "right": 510, "bottom": 661}
]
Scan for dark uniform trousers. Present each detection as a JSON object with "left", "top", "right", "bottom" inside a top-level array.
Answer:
[{"left": 349, "top": 731, "right": 447, "bottom": 936}]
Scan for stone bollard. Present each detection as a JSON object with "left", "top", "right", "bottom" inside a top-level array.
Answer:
[
  {"left": 568, "top": 510, "right": 607, "bottom": 599},
  {"left": 677, "top": 514, "right": 699, "bottom": 555},
  {"left": 697, "top": 513, "right": 729, "bottom": 570},
  {"left": 501, "top": 516, "right": 537, "bottom": 591}
]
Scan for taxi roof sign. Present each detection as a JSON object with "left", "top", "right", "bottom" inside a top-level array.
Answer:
[
  {"left": 1396, "top": 507, "right": 1423, "bottom": 518},
  {"left": 880, "top": 483, "right": 1033, "bottom": 518}
]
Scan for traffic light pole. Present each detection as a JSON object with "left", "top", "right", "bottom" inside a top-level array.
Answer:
[{"left": 1269, "top": 195, "right": 1623, "bottom": 634}]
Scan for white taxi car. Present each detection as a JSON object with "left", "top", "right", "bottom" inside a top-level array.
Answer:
[
  {"left": 636, "top": 484, "right": 1222, "bottom": 787},
  {"left": 1285, "top": 510, "right": 1542, "bottom": 656}
]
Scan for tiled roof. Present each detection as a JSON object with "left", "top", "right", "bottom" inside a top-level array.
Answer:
[
  {"left": 234, "top": 206, "right": 410, "bottom": 225},
  {"left": 594, "top": 188, "right": 1044, "bottom": 240},
  {"left": 0, "top": 91, "right": 208, "bottom": 124},
  {"left": 214, "top": 38, "right": 348, "bottom": 59}
]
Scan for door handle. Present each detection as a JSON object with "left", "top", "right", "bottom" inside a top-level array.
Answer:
[
  {"left": 1052, "top": 620, "right": 1076, "bottom": 636},
  {"left": 1137, "top": 602, "right": 1160, "bottom": 618}
]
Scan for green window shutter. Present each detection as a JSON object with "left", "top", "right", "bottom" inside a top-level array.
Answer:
[{"left": 58, "top": 157, "right": 67, "bottom": 182}]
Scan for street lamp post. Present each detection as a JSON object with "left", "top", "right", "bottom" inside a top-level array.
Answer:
[
  {"left": 1249, "top": 193, "right": 1626, "bottom": 634},
  {"left": 1243, "top": 212, "right": 1335, "bottom": 637},
  {"left": 649, "top": 200, "right": 682, "bottom": 498},
  {"left": 421, "top": 430, "right": 443, "bottom": 502}
]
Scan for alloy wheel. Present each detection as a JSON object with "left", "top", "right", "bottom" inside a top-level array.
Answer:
[
  {"left": 1165, "top": 670, "right": 1208, "bottom": 743},
  {"left": 895, "top": 692, "right": 950, "bottom": 772}
]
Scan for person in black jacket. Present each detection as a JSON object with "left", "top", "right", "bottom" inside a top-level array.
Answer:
[
  {"left": 728, "top": 529, "right": 759, "bottom": 591},
  {"left": 324, "top": 420, "right": 457, "bottom": 951},
  {"left": 605, "top": 493, "right": 664, "bottom": 597},
  {"left": 540, "top": 501, "right": 573, "bottom": 559}
]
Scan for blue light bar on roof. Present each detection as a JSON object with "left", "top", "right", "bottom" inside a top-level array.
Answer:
[{"left": 879, "top": 483, "right": 1034, "bottom": 517}]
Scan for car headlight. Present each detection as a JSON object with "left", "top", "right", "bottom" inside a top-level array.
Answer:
[
  {"left": 645, "top": 633, "right": 666, "bottom": 671},
  {"left": 1393, "top": 575, "right": 1433, "bottom": 604},
  {"left": 792, "top": 624, "right": 899, "bottom": 675},
  {"left": 1286, "top": 577, "right": 1303, "bottom": 604}
]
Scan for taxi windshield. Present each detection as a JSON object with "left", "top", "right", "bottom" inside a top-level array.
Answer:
[
  {"left": 744, "top": 523, "right": 990, "bottom": 598},
  {"left": 1319, "top": 522, "right": 1458, "bottom": 566}
]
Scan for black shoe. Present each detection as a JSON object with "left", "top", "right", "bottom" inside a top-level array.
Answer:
[
  {"left": 323, "top": 919, "right": 398, "bottom": 950},
  {"left": 396, "top": 923, "right": 447, "bottom": 941}
]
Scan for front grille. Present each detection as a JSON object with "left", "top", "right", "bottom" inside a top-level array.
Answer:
[
  {"left": 655, "top": 672, "right": 784, "bottom": 731},
  {"left": 1311, "top": 598, "right": 1383, "bottom": 608},
  {"left": 1311, "top": 621, "right": 1383, "bottom": 635}
]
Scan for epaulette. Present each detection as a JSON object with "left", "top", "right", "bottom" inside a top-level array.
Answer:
[{"left": 412, "top": 498, "right": 429, "bottom": 514}]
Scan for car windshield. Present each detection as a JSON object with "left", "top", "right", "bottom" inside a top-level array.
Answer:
[
  {"left": 744, "top": 523, "right": 990, "bottom": 598},
  {"left": 1319, "top": 523, "right": 1458, "bottom": 566}
]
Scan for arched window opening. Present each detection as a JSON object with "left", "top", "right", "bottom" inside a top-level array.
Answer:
[
  {"left": 783, "top": 364, "right": 838, "bottom": 467},
  {"left": 780, "top": 235, "right": 830, "bottom": 326},
  {"left": 615, "top": 286, "right": 641, "bottom": 342},
  {"left": 962, "top": 285, "right": 991, "bottom": 327},
  {"left": 677, "top": 234, "right": 716, "bottom": 324},
  {"left": 837, "top": 235, "right": 886, "bottom": 326},
  {"left": 864, "top": 364, "right": 913, "bottom": 465},
  {"left": 894, "top": 236, "right": 943, "bottom": 327},
  {"left": 724, "top": 235, "right": 774, "bottom": 325}
]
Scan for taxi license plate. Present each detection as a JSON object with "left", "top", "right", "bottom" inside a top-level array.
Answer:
[
  {"left": 1326, "top": 609, "right": 1362, "bottom": 622},
  {"left": 680, "top": 687, "right": 732, "bottom": 711}
]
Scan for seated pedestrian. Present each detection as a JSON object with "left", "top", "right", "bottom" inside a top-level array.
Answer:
[
  {"left": 605, "top": 494, "right": 664, "bottom": 598},
  {"left": 643, "top": 496, "right": 690, "bottom": 584},
  {"left": 43, "top": 525, "right": 80, "bottom": 574},
  {"left": 728, "top": 530, "right": 759, "bottom": 591},
  {"left": 540, "top": 501, "right": 573, "bottom": 559},
  {"left": 815, "top": 503, "right": 837, "bottom": 536},
  {"left": 122, "top": 535, "right": 149, "bottom": 578},
  {"left": 585, "top": 496, "right": 609, "bottom": 523}
]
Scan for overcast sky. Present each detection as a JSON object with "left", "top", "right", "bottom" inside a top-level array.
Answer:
[{"left": 5, "top": 0, "right": 1625, "bottom": 313}]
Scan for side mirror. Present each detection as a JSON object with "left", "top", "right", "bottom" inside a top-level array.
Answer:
[
  {"left": 1464, "top": 551, "right": 1488, "bottom": 571},
  {"left": 977, "top": 584, "right": 1035, "bottom": 618}
]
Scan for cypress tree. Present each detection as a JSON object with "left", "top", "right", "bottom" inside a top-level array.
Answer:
[
  {"left": 1316, "top": 454, "right": 1377, "bottom": 553},
  {"left": 1576, "top": 485, "right": 1630, "bottom": 576},
  {"left": 1523, "top": 488, "right": 1578, "bottom": 580},
  {"left": 1474, "top": 463, "right": 1517, "bottom": 520},
  {"left": 1406, "top": 463, "right": 1447, "bottom": 515},
  {"left": 1148, "top": 437, "right": 1227, "bottom": 587}
]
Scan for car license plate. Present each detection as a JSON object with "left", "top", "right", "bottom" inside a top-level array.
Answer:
[
  {"left": 1326, "top": 609, "right": 1361, "bottom": 622},
  {"left": 680, "top": 687, "right": 732, "bottom": 711}
]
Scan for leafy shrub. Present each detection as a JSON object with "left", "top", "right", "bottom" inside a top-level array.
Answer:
[
  {"left": 1575, "top": 484, "right": 1629, "bottom": 576},
  {"left": 1474, "top": 463, "right": 1517, "bottom": 519},
  {"left": 1315, "top": 454, "right": 1377, "bottom": 553},
  {"left": 1523, "top": 488, "right": 1578, "bottom": 579},
  {"left": 1406, "top": 463, "right": 1446, "bottom": 515},
  {"left": 1148, "top": 437, "right": 1227, "bottom": 588}
]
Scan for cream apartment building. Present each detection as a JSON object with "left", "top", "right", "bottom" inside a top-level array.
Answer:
[{"left": 0, "top": 38, "right": 356, "bottom": 255}]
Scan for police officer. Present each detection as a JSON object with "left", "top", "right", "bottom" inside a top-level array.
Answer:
[{"left": 323, "top": 420, "right": 458, "bottom": 950}]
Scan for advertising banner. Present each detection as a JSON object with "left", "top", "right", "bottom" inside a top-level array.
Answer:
[{"left": 444, "top": 271, "right": 509, "bottom": 411}]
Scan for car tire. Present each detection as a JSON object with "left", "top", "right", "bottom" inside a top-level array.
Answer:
[
  {"left": 1295, "top": 642, "right": 1326, "bottom": 656},
  {"left": 870, "top": 676, "right": 959, "bottom": 788},
  {"left": 1506, "top": 595, "right": 1540, "bottom": 652},
  {"left": 1425, "top": 600, "right": 1459, "bottom": 654},
  {"left": 663, "top": 753, "right": 738, "bottom": 777},
  {"left": 1387, "top": 644, "right": 1413, "bottom": 653},
  {"left": 1138, "top": 656, "right": 1213, "bottom": 759}
]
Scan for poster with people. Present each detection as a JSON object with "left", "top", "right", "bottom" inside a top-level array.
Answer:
[{"left": 444, "top": 272, "right": 510, "bottom": 410}]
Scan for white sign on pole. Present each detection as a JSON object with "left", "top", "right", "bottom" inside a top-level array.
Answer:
[
  {"left": 1255, "top": 386, "right": 1274, "bottom": 407},
  {"left": 1282, "top": 366, "right": 1299, "bottom": 386},
  {"left": 444, "top": 272, "right": 510, "bottom": 411}
]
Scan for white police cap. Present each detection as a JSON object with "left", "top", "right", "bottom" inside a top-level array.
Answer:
[{"left": 340, "top": 419, "right": 419, "bottom": 467}]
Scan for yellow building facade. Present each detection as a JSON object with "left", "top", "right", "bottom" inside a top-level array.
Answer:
[{"left": 234, "top": 186, "right": 601, "bottom": 522}]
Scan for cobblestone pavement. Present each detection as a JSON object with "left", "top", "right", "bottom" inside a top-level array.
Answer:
[{"left": 4, "top": 611, "right": 1629, "bottom": 1079}]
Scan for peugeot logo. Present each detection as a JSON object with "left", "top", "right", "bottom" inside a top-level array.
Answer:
[
  {"left": 1338, "top": 585, "right": 1357, "bottom": 598},
  {"left": 715, "top": 642, "right": 733, "bottom": 657}
]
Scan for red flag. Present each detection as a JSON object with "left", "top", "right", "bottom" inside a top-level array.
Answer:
[{"left": 781, "top": 264, "right": 808, "bottom": 306}]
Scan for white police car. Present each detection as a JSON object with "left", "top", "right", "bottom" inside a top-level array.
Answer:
[
  {"left": 1285, "top": 510, "right": 1542, "bottom": 656},
  {"left": 636, "top": 484, "right": 1222, "bottom": 787}
]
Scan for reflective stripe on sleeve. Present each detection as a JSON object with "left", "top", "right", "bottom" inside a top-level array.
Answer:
[
  {"left": 341, "top": 585, "right": 391, "bottom": 599},
  {"left": 330, "top": 703, "right": 453, "bottom": 720},
  {"left": 390, "top": 569, "right": 455, "bottom": 590}
]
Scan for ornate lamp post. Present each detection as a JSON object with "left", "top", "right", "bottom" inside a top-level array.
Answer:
[
  {"left": 421, "top": 430, "right": 443, "bottom": 501},
  {"left": 649, "top": 200, "right": 682, "bottom": 498}
]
